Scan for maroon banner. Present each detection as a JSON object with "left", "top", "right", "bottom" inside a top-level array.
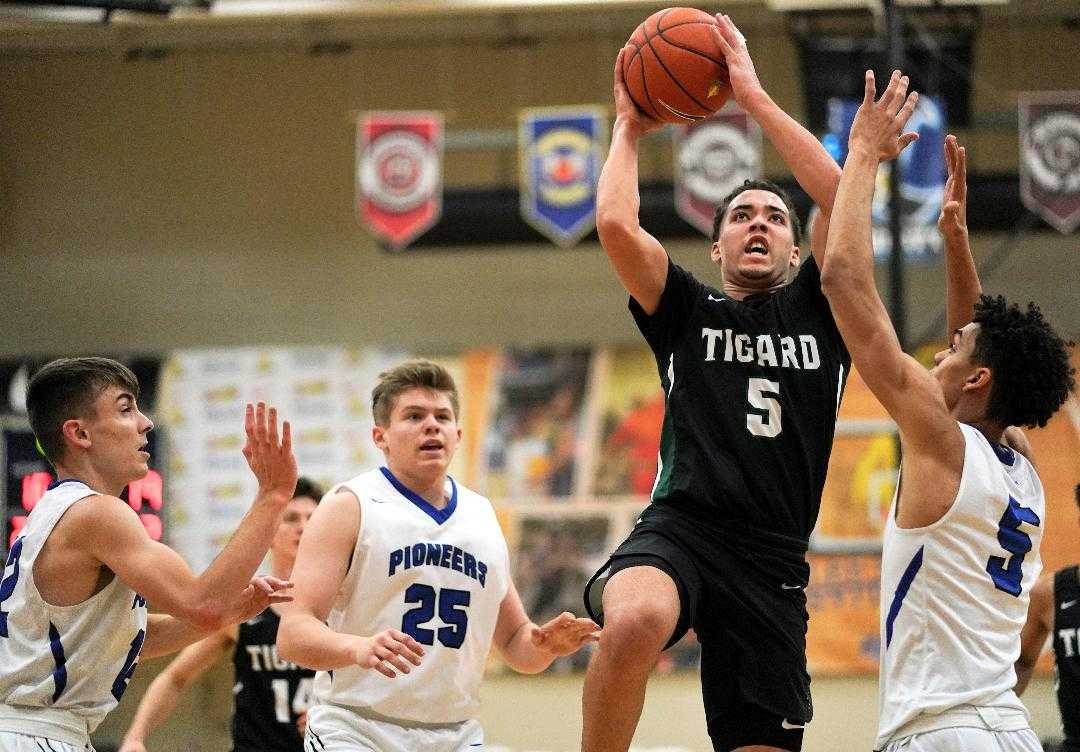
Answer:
[
  {"left": 356, "top": 112, "right": 443, "bottom": 249},
  {"left": 1020, "top": 92, "right": 1080, "bottom": 234},
  {"left": 672, "top": 104, "right": 762, "bottom": 236}
]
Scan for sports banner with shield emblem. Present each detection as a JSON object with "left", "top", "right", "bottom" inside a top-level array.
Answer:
[
  {"left": 519, "top": 106, "right": 606, "bottom": 247},
  {"left": 1020, "top": 92, "right": 1080, "bottom": 234},
  {"left": 357, "top": 111, "right": 443, "bottom": 250},
  {"left": 673, "top": 105, "right": 762, "bottom": 236}
]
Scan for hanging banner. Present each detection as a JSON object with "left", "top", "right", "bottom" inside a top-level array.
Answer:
[
  {"left": 356, "top": 111, "right": 443, "bottom": 250},
  {"left": 1020, "top": 92, "right": 1080, "bottom": 234},
  {"left": 518, "top": 106, "right": 606, "bottom": 247},
  {"left": 673, "top": 104, "right": 762, "bottom": 236},
  {"left": 827, "top": 96, "right": 946, "bottom": 260}
]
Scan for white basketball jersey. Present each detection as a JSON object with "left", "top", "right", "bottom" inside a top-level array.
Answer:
[
  {"left": 313, "top": 467, "right": 510, "bottom": 724},
  {"left": 876, "top": 423, "right": 1044, "bottom": 748},
  {"left": 0, "top": 480, "right": 148, "bottom": 746}
]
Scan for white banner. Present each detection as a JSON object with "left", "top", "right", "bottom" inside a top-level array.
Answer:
[{"left": 158, "top": 346, "right": 407, "bottom": 571}]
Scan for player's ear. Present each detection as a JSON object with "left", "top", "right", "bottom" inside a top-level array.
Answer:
[
  {"left": 372, "top": 423, "right": 388, "bottom": 452},
  {"left": 62, "top": 418, "right": 91, "bottom": 451},
  {"left": 962, "top": 366, "right": 991, "bottom": 393},
  {"left": 710, "top": 241, "right": 723, "bottom": 264},
  {"left": 789, "top": 244, "right": 801, "bottom": 268}
]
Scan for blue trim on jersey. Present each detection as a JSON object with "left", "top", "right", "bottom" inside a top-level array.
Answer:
[
  {"left": 885, "top": 545, "right": 924, "bottom": 648},
  {"left": 46, "top": 479, "right": 85, "bottom": 491},
  {"left": 977, "top": 431, "right": 1017, "bottom": 466},
  {"left": 48, "top": 622, "right": 67, "bottom": 702},
  {"left": 379, "top": 467, "right": 458, "bottom": 525}
]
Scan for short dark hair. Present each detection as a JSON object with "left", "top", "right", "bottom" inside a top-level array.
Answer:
[
  {"left": 970, "top": 295, "right": 1075, "bottom": 429},
  {"left": 711, "top": 178, "right": 804, "bottom": 246},
  {"left": 371, "top": 360, "right": 459, "bottom": 427},
  {"left": 26, "top": 357, "right": 141, "bottom": 464},
  {"left": 293, "top": 477, "right": 324, "bottom": 502}
]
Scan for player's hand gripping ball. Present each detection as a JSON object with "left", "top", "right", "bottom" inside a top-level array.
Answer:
[{"left": 622, "top": 7, "right": 732, "bottom": 123}]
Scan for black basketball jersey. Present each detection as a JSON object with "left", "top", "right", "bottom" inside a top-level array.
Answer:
[
  {"left": 231, "top": 608, "right": 315, "bottom": 752},
  {"left": 632, "top": 257, "right": 850, "bottom": 542},
  {"left": 1054, "top": 566, "right": 1080, "bottom": 751}
]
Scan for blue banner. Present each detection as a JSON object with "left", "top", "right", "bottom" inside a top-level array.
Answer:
[
  {"left": 519, "top": 107, "right": 606, "bottom": 247},
  {"left": 824, "top": 96, "right": 947, "bottom": 260}
]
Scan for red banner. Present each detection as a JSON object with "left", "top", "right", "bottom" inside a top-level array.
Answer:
[
  {"left": 672, "top": 104, "right": 762, "bottom": 236},
  {"left": 1020, "top": 92, "right": 1080, "bottom": 234},
  {"left": 356, "top": 112, "right": 443, "bottom": 249}
]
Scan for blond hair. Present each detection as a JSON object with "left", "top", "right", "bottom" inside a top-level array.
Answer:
[{"left": 371, "top": 360, "right": 459, "bottom": 427}]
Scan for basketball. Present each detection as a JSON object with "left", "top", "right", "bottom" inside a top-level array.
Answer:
[{"left": 623, "top": 7, "right": 731, "bottom": 123}]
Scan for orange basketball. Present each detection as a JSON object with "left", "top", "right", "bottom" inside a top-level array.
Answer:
[{"left": 622, "top": 7, "right": 731, "bottom": 124}]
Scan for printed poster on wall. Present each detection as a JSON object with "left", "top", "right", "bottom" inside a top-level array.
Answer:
[
  {"left": 826, "top": 95, "right": 947, "bottom": 259},
  {"left": 158, "top": 346, "right": 407, "bottom": 571}
]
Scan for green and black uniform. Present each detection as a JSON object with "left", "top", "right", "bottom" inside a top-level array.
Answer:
[
  {"left": 1053, "top": 566, "right": 1080, "bottom": 752},
  {"left": 232, "top": 608, "right": 315, "bottom": 752},
  {"left": 586, "top": 257, "right": 849, "bottom": 752}
]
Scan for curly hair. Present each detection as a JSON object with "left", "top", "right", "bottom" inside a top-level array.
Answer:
[
  {"left": 971, "top": 295, "right": 1075, "bottom": 429},
  {"left": 711, "top": 178, "right": 804, "bottom": 246}
]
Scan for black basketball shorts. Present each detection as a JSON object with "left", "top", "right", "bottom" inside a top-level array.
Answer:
[{"left": 584, "top": 504, "right": 812, "bottom": 752}]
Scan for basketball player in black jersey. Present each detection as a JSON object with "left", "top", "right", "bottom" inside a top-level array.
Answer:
[
  {"left": 119, "top": 479, "right": 322, "bottom": 752},
  {"left": 1016, "top": 483, "right": 1080, "bottom": 752},
  {"left": 583, "top": 15, "right": 848, "bottom": 752}
]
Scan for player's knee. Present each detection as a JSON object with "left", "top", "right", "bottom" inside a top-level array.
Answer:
[{"left": 600, "top": 600, "right": 675, "bottom": 655}]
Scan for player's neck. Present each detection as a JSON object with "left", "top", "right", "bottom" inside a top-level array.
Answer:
[
  {"left": 721, "top": 277, "right": 787, "bottom": 300},
  {"left": 52, "top": 457, "right": 127, "bottom": 497},
  {"left": 953, "top": 396, "right": 1003, "bottom": 444},
  {"left": 386, "top": 463, "right": 450, "bottom": 509},
  {"left": 965, "top": 418, "right": 1006, "bottom": 447}
]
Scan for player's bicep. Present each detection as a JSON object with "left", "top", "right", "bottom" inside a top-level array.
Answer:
[
  {"left": 286, "top": 491, "right": 360, "bottom": 622},
  {"left": 599, "top": 223, "right": 669, "bottom": 315},
  {"left": 808, "top": 207, "right": 831, "bottom": 268},
  {"left": 828, "top": 286, "right": 954, "bottom": 448},
  {"left": 75, "top": 499, "right": 199, "bottom": 613}
]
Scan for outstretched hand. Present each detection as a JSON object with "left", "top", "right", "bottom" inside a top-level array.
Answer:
[
  {"left": 242, "top": 402, "right": 298, "bottom": 504},
  {"left": 712, "top": 14, "right": 761, "bottom": 110},
  {"left": 531, "top": 612, "right": 600, "bottom": 657},
  {"left": 612, "top": 47, "right": 665, "bottom": 137},
  {"left": 938, "top": 134, "right": 968, "bottom": 242},
  {"left": 230, "top": 576, "right": 294, "bottom": 624},
  {"left": 848, "top": 69, "right": 920, "bottom": 162}
]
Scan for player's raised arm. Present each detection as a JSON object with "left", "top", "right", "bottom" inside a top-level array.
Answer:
[
  {"left": 939, "top": 134, "right": 982, "bottom": 334},
  {"left": 713, "top": 14, "right": 841, "bottom": 262},
  {"left": 74, "top": 402, "right": 297, "bottom": 631},
  {"left": 1015, "top": 570, "right": 1055, "bottom": 695},
  {"left": 119, "top": 626, "right": 237, "bottom": 752},
  {"left": 491, "top": 580, "right": 598, "bottom": 674},
  {"left": 596, "top": 48, "right": 670, "bottom": 315},
  {"left": 820, "top": 71, "right": 958, "bottom": 455},
  {"left": 277, "top": 490, "right": 424, "bottom": 675}
]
